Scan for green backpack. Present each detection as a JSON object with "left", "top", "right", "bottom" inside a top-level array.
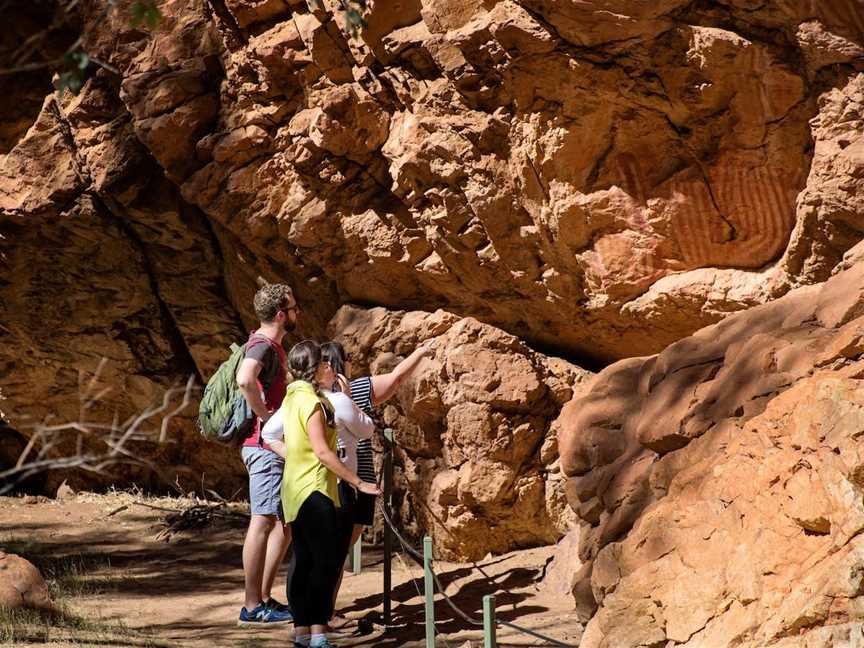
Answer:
[{"left": 197, "top": 339, "right": 278, "bottom": 445}]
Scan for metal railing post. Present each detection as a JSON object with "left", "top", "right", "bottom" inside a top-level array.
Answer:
[
  {"left": 483, "top": 595, "right": 497, "bottom": 648},
  {"left": 351, "top": 536, "right": 362, "bottom": 575},
  {"left": 424, "top": 535, "right": 435, "bottom": 648},
  {"left": 383, "top": 428, "right": 394, "bottom": 624}
]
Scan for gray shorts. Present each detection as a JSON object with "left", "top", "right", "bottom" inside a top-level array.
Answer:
[{"left": 241, "top": 446, "right": 284, "bottom": 518}]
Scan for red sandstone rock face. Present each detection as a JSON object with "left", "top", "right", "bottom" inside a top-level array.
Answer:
[
  {"left": 0, "top": 78, "right": 249, "bottom": 495},
  {"left": 328, "top": 305, "right": 591, "bottom": 559},
  {"left": 0, "top": 0, "right": 863, "bottom": 560},
  {"left": 0, "top": 552, "right": 51, "bottom": 610},
  {"left": 553, "top": 242, "right": 864, "bottom": 646},
  {"left": 67, "top": 0, "right": 864, "bottom": 364}
]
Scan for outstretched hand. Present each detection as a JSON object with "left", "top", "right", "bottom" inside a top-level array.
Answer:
[
  {"left": 416, "top": 340, "right": 436, "bottom": 357},
  {"left": 357, "top": 481, "right": 381, "bottom": 496},
  {"left": 371, "top": 340, "right": 437, "bottom": 406}
]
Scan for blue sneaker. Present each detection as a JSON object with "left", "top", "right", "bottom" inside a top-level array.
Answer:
[{"left": 238, "top": 602, "right": 293, "bottom": 627}]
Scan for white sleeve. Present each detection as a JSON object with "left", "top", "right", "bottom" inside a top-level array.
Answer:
[
  {"left": 329, "top": 392, "right": 374, "bottom": 440},
  {"left": 261, "top": 405, "right": 285, "bottom": 445}
]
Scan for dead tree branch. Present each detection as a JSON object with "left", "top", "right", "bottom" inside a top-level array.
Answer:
[{"left": 0, "top": 367, "right": 199, "bottom": 496}]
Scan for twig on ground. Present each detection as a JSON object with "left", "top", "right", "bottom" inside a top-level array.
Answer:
[
  {"left": 132, "top": 501, "right": 182, "bottom": 514},
  {"left": 151, "top": 502, "right": 249, "bottom": 542}
]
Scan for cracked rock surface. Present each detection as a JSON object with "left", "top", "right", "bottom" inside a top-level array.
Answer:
[
  {"left": 72, "top": 0, "right": 864, "bottom": 364},
  {"left": 0, "top": 78, "right": 246, "bottom": 495},
  {"left": 329, "top": 305, "right": 591, "bottom": 558},
  {"left": 0, "top": 0, "right": 863, "bottom": 576}
]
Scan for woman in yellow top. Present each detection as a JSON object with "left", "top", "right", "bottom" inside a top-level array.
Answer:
[{"left": 265, "top": 340, "right": 379, "bottom": 648}]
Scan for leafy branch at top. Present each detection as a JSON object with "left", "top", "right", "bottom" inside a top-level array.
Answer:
[
  {"left": 308, "top": 0, "right": 368, "bottom": 36},
  {"left": 0, "top": 1, "right": 164, "bottom": 95},
  {"left": 131, "top": 1, "right": 162, "bottom": 29}
]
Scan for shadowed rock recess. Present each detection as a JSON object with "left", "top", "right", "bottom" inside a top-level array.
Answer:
[{"left": 0, "top": 0, "right": 863, "bottom": 633}]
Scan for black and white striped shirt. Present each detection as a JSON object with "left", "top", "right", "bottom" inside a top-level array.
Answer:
[{"left": 349, "top": 376, "right": 376, "bottom": 483}]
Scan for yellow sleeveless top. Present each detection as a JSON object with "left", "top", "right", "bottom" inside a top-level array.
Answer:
[{"left": 279, "top": 380, "right": 340, "bottom": 523}]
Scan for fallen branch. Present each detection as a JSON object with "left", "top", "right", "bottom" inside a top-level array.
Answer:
[
  {"left": 152, "top": 501, "right": 249, "bottom": 542},
  {"left": 132, "top": 501, "right": 182, "bottom": 514}
]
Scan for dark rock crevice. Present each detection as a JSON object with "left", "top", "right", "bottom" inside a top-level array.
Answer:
[
  {"left": 203, "top": 0, "right": 249, "bottom": 49},
  {"left": 94, "top": 191, "right": 203, "bottom": 383}
]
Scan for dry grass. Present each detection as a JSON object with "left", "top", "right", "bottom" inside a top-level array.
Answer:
[
  {"left": 0, "top": 604, "right": 169, "bottom": 646},
  {"left": 0, "top": 533, "right": 157, "bottom": 646},
  {"left": 0, "top": 536, "right": 136, "bottom": 598}
]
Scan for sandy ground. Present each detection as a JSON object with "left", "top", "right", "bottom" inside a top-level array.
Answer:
[{"left": 0, "top": 492, "right": 584, "bottom": 647}]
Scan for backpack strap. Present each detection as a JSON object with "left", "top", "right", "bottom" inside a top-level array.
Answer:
[{"left": 246, "top": 333, "right": 282, "bottom": 390}]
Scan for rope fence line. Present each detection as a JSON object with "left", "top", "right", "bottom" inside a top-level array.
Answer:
[{"left": 373, "top": 429, "right": 578, "bottom": 648}]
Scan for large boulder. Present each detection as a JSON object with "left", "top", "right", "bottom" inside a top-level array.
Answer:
[
  {"left": 553, "top": 241, "right": 864, "bottom": 646},
  {"left": 0, "top": 552, "right": 51, "bottom": 610},
  {"left": 328, "top": 305, "right": 592, "bottom": 559}
]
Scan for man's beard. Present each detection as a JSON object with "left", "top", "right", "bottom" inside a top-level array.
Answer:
[{"left": 283, "top": 318, "right": 296, "bottom": 332}]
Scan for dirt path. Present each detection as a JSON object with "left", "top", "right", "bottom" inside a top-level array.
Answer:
[{"left": 0, "top": 492, "right": 583, "bottom": 647}]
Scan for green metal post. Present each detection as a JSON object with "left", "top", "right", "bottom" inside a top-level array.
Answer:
[
  {"left": 424, "top": 535, "right": 435, "bottom": 648},
  {"left": 352, "top": 536, "right": 362, "bottom": 575},
  {"left": 483, "top": 595, "right": 497, "bottom": 648}
]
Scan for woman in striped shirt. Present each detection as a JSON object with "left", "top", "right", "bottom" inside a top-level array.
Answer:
[{"left": 320, "top": 340, "right": 432, "bottom": 629}]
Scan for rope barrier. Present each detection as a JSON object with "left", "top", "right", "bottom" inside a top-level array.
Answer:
[
  {"left": 392, "top": 536, "right": 455, "bottom": 648},
  {"left": 374, "top": 453, "right": 578, "bottom": 648}
]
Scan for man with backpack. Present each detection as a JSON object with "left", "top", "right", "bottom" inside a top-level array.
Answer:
[{"left": 235, "top": 283, "right": 298, "bottom": 626}]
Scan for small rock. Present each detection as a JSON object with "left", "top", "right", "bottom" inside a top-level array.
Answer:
[
  {"left": 0, "top": 552, "right": 51, "bottom": 610},
  {"left": 55, "top": 479, "right": 76, "bottom": 501}
]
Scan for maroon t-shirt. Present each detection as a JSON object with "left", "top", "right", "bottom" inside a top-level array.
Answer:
[{"left": 241, "top": 332, "right": 287, "bottom": 450}]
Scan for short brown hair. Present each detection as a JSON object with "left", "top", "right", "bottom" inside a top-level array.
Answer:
[{"left": 253, "top": 283, "right": 293, "bottom": 322}]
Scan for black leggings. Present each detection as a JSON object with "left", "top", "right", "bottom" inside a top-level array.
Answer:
[{"left": 290, "top": 491, "right": 351, "bottom": 626}]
